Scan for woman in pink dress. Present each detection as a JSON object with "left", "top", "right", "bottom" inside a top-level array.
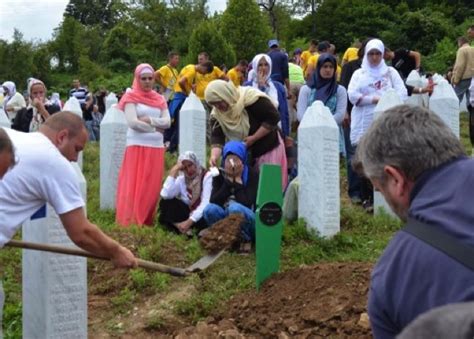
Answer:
[{"left": 116, "top": 63, "right": 170, "bottom": 226}]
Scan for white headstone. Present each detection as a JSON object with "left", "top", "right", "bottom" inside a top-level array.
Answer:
[
  {"left": 405, "top": 70, "right": 424, "bottom": 107},
  {"left": 105, "top": 93, "right": 118, "bottom": 112},
  {"left": 298, "top": 101, "right": 340, "bottom": 237},
  {"left": 63, "top": 97, "right": 84, "bottom": 169},
  {"left": 100, "top": 104, "right": 127, "bottom": 210},
  {"left": 373, "top": 89, "right": 403, "bottom": 218},
  {"left": 179, "top": 92, "right": 206, "bottom": 165},
  {"left": 22, "top": 162, "right": 87, "bottom": 339},
  {"left": 0, "top": 108, "right": 11, "bottom": 128},
  {"left": 429, "top": 79, "right": 460, "bottom": 138}
]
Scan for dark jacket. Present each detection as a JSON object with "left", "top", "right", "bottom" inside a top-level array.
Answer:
[
  {"left": 368, "top": 157, "right": 474, "bottom": 338},
  {"left": 12, "top": 104, "right": 61, "bottom": 132}
]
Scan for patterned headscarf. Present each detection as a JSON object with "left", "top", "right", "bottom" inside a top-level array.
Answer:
[
  {"left": 27, "top": 78, "right": 48, "bottom": 132},
  {"left": 178, "top": 151, "right": 204, "bottom": 209}
]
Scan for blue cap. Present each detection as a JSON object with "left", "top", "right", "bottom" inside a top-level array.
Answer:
[{"left": 268, "top": 39, "right": 279, "bottom": 48}]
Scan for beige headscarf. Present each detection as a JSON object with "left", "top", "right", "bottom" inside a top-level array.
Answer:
[{"left": 205, "top": 80, "right": 268, "bottom": 141}]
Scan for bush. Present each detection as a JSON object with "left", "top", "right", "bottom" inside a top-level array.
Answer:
[{"left": 424, "top": 37, "right": 457, "bottom": 74}]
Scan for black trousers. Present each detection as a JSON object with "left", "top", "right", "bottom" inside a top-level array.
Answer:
[{"left": 158, "top": 198, "right": 207, "bottom": 233}]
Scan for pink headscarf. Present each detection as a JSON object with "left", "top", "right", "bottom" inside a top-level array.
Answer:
[{"left": 118, "top": 63, "right": 167, "bottom": 111}]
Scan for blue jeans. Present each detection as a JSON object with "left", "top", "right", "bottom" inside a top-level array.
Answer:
[{"left": 203, "top": 202, "right": 255, "bottom": 242}]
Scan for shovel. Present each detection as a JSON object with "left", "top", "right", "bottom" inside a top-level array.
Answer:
[
  {"left": 6, "top": 239, "right": 188, "bottom": 277},
  {"left": 5, "top": 240, "right": 226, "bottom": 276}
]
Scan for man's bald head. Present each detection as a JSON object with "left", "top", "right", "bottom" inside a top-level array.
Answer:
[
  {"left": 40, "top": 111, "right": 86, "bottom": 138},
  {"left": 40, "top": 111, "right": 88, "bottom": 162}
]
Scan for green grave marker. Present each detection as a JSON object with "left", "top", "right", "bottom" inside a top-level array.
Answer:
[{"left": 255, "top": 164, "right": 283, "bottom": 290}]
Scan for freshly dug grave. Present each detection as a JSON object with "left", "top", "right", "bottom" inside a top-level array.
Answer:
[
  {"left": 175, "top": 262, "right": 372, "bottom": 338},
  {"left": 199, "top": 214, "right": 244, "bottom": 253}
]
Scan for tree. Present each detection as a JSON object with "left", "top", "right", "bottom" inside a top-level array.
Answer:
[
  {"left": 0, "top": 30, "right": 34, "bottom": 89},
  {"left": 221, "top": 0, "right": 272, "bottom": 61},
  {"left": 64, "top": 0, "right": 126, "bottom": 30},
  {"left": 187, "top": 21, "right": 236, "bottom": 67}
]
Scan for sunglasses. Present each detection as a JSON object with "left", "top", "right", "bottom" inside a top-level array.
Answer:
[{"left": 140, "top": 76, "right": 153, "bottom": 81}]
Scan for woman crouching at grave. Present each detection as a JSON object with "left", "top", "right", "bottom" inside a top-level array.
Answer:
[
  {"left": 203, "top": 141, "right": 259, "bottom": 250},
  {"left": 116, "top": 63, "right": 170, "bottom": 227},
  {"left": 205, "top": 80, "right": 287, "bottom": 189},
  {"left": 347, "top": 39, "right": 407, "bottom": 212},
  {"left": 12, "top": 78, "right": 61, "bottom": 132},
  {"left": 159, "top": 151, "right": 212, "bottom": 235}
]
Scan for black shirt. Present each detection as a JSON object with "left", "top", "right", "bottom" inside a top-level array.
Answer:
[{"left": 392, "top": 49, "right": 416, "bottom": 80}]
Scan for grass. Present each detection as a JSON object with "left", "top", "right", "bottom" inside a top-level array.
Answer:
[{"left": 0, "top": 112, "right": 471, "bottom": 336}]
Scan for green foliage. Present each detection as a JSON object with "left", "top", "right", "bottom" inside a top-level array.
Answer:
[
  {"left": 424, "top": 37, "right": 457, "bottom": 74},
  {"left": 397, "top": 8, "right": 453, "bottom": 55},
  {"left": 221, "top": 0, "right": 272, "bottom": 61},
  {"left": 187, "top": 21, "right": 236, "bottom": 67},
  {"left": 0, "top": 30, "right": 34, "bottom": 90},
  {"left": 64, "top": 0, "right": 125, "bottom": 29}
]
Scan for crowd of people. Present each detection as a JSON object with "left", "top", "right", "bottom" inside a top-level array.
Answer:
[{"left": 0, "top": 25, "right": 474, "bottom": 338}]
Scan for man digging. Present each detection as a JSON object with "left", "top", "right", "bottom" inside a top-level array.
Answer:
[{"left": 0, "top": 112, "right": 138, "bottom": 335}]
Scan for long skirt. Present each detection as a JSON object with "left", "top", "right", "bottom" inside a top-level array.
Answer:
[
  {"left": 254, "top": 133, "right": 288, "bottom": 190},
  {"left": 116, "top": 145, "right": 165, "bottom": 227}
]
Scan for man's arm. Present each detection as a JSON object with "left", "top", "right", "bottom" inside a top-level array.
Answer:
[
  {"left": 60, "top": 207, "right": 137, "bottom": 268},
  {"left": 408, "top": 50, "right": 421, "bottom": 69}
]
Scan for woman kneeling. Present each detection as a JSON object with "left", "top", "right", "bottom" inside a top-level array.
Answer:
[
  {"left": 203, "top": 141, "right": 259, "bottom": 244},
  {"left": 159, "top": 151, "right": 212, "bottom": 235}
]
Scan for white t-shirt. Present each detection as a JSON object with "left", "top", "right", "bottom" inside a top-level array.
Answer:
[
  {"left": 0, "top": 129, "right": 84, "bottom": 247},
  {"left": 160, "top": 171, "right": 212, "bottom": 222}
]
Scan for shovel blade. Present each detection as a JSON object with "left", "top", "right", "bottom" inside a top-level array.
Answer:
[{"left": 186, "top": 249, "right": 226, "bottom": 272}]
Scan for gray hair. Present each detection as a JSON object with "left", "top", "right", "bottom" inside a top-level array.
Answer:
[{"left": 353, "top": 105, "right": 465, "bottom": 183}]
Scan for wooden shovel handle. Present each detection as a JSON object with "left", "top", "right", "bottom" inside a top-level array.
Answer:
[{"left": 5, "top": 240, "right": 188, "bottom": 277}]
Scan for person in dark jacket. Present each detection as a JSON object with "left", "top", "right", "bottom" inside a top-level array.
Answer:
[
  {"left": 203, "top": 141, "right": 259, "bottom": 243},
  {"left": 12, "top": 78, "right": 60, "bottom": 132},
  {"left": 353, "top": 104, "right": 474, "bottom": 338}
]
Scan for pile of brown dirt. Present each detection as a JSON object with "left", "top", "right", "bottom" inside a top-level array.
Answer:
[
  {"left": 174, "top": 262, "right": 372, "bottom": 338},
  {"left": 199, "top": 214, "right": 244, "bottom": 253}
]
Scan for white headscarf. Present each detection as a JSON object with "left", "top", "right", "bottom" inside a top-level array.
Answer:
[
  {"left": 27, "top": 78, "right": 48, "bottom": 132},
  {"left": 361, "top": 39, "right": 388, "bottom": 79},
  {"left": 2, "top": 81, "right": 16, "bottom": 109},
  {"left": 251, "top": 54, "right": 279, "bottom": 107}
]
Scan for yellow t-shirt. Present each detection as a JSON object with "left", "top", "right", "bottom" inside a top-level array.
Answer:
[
  {"left": 336, "top": 64, "right": 342, "bottom": 82},
  {"left": 300, "top": 50, "right": 313, "bottom": 74},
  {"left": 342, "top": 47, "right": 359, "bottom": 64},
  {"left": 156, "top": 64, "right": 179, "bottom": 90},
  {"left": 174, "top": 64, "right": 196, "bottom": 95},
  {"left": 194, "top": 66, "right": 225, "bottom": 99},
  {"left": 227, "top": 67, "right": 243, "bottom": 87},
  {"left": 305, "top": 53, "right": 320, "bottom": 78}
]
